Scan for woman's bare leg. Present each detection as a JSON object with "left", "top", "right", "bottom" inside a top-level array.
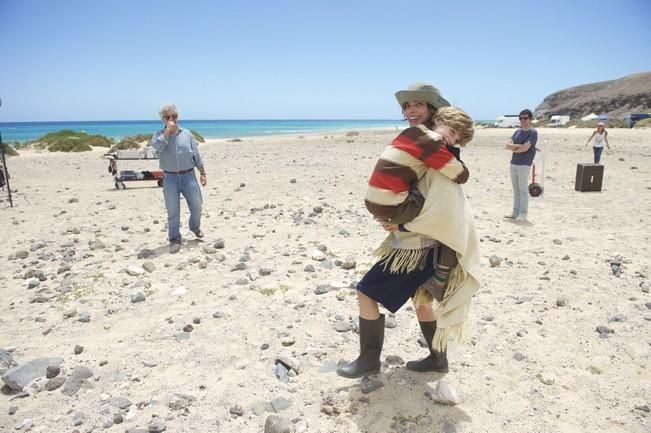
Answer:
[{"left": 357, "top": 290, "right": 380, "bottom": 320}]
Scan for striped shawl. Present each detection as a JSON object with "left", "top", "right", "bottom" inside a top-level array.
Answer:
[{"left": 365, "top": 124, "right": 469, "bottom": 221}]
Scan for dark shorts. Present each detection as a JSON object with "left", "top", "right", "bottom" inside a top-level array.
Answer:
[{"left": 356, "top": 248, "right": 436, "bottom": 313}]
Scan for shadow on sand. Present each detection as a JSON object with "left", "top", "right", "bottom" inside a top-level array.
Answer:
[
  {"left": 137, "top": 238, "right": 206, "bottom": 259},
  {"left": 341, "top": 367, "right": 471, "bottom": 433}
]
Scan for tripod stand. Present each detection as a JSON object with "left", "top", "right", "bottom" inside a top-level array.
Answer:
[
  {"left": 0, "top": 96, "right": 14, "bottom": 207},
  {"left": 0, "top": 132, "right": 14, "bottom": 208}
]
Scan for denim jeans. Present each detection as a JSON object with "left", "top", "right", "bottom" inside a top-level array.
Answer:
[
  {"left": 162, "top": 171, "right": 203, "bottom": 242},
  {"left": 510, "top": 164, "right": 531, "bottom": 217},
  {"left": 593, "top": 147, "right": 604, "bottom": 164}
]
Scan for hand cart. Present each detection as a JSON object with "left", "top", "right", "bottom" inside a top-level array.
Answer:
[
  {"left": 104, "top": 147, "right": 164, "bottom": 190},
  {"left": 528, "top": 143, "right": 545, "bottom": 197}
]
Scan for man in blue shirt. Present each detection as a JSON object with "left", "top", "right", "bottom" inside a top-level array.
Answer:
[
  {"left": 151, "top": 104, "right": 207, "bottom": 253},
  {"left": 505, "top": 109, "right": 537, "bottom": 224}
]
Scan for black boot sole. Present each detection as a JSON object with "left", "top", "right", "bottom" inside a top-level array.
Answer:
[
  {"left": 405, "top": 366, "right": 449, "bottom": 373},
  {"left": 336, "top": 367, "right": 380, "bottom": 379},
  {"left": 405, "top": 359, "right": 448, "bottom": 373}
]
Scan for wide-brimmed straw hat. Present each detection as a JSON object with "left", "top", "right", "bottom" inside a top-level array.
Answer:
[{"left": 395, "top": 82, "right": 450, "bottom": 109}]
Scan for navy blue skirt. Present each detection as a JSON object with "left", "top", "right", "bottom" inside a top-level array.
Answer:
[{"left": 356, "top": 248, "right": 436, "bottom": 313}]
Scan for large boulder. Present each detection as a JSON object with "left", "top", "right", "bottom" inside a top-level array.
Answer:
[{"left": 1, "top": 357, "right": 64, "bottom": 391}]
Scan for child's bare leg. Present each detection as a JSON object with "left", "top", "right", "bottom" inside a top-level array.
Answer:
[{"left": 357, "top": 290, "right": 381, "bottom": 320}]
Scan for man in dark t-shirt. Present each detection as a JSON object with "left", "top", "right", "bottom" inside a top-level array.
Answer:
[{"left": 505, "top": 109, "right": 538, "bottom": 223}]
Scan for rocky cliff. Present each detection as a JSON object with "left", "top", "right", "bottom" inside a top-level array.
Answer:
[{"left": 534, "top": 72, "right": 651, "bottom": 119}]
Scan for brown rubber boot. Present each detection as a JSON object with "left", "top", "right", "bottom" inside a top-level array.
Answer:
[
  {"left": 405, "top": 321, "right": 448, "bottom": 373},
  {"left": 337, "top": 314, "right": 385, "bottom": 378}
]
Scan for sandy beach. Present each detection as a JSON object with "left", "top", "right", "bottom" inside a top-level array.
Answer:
[{"left": 1, "top": 127, "right": 649, "bottom": 433}]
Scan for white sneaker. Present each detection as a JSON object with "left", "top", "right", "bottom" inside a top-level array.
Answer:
[{"left": 515, "top": 214, "right": 529, "bottom": 224}]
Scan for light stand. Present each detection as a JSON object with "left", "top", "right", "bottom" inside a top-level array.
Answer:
[{"left": 0, "top": 98, "right": 14, "bottom": 207}]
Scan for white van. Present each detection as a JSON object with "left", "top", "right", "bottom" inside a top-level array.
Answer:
[{"left": 548, "top": 115, "right": 570, "bottom": 127}]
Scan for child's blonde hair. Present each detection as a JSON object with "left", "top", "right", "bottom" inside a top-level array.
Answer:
[{"left": 434, "top": 106, "right": 474, "bottom": 146}]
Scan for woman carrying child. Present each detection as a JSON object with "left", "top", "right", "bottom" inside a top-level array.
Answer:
[{"left": 337, "top": 83, "right": 481, "bottom": 378}]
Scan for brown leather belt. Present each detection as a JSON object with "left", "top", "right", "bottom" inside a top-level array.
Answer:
[{"left": 164, "top": 168, "right": 193, "bottom": 175}]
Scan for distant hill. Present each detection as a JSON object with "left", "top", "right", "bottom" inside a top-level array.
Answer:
[{"left": 534, "top": 72, "right": 651, "bottom": 119}]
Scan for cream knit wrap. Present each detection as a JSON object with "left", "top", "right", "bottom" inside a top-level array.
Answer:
[{"left": 373, "top": 168, "right": 481, "bottom": 351}]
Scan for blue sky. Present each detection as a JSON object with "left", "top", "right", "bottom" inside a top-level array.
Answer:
[{"left": 1, "top": 0, "right": 650, "bottom": 122}]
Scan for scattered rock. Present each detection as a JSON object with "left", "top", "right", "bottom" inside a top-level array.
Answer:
[
  {"left": 110, "top": 396, "right": 133, "bottom": 409},
  {"left": 556, "top": 296, "right": 569, "bottom": 307},
  {"left": 264, "top": 415, "right": 294, "bottom": 433},
  {"left": 72, "top": 411, "right": 86, "bottom": 426},
  {"left": 148, "top": 420, "right": 166, "bottom": 432},
  {"left": 596, "top": 325, "right": 615, "bottom": 337},
  {"left": 0, "top": 349, "right": 17, "bottom": 375},
  {"left": 88, "top": 240, "right": 105, "bottom": 250},
  {"left": 168, "top": 393, "right": 196, "bottom": 410},
  {"left": 311, "top": 250, "right": 326, "bottom": 261},
  {"left": 45, "top": 365, "right": 60, "bottom": 379},
  {"left": 270, "top": 397, "right": 292, "bottom": 412},
  {"left": 14, "top": 250, "right": 29, "bottom": 259},
  {"left": 427, "top": 380, "right": 459, "bottom": 405},
  {"left": 130, "top": 292, "right": 146, "bottom": 303},
  {"left": 275, "top": 352, "right": 302, "bottom": 374},
  {"left": 126, "top": 266, "right": 145, "bottom": 277},
  {"left": 229, "top": 405, "right": 244, "bottom": 416},
  {"left": 61, "top": 366, "right": 93, "bottom": 396},
  {"left": 44, "top": 376, "right": 65, "bottom": 391},
  {"left": 314, "top": 284, "right": 331, "bottom": 295},
  {"left": 137, "top": 249, "right": 154, "bottom": 259},
  {"left": 361, "top": 376, "right": 384, "bottom": 394},
  {"left": 384, "top": 316, "right": 397, "bottom": 328},
  {"left": 385, "top": 355, "right": 404, "bottom": 366}
]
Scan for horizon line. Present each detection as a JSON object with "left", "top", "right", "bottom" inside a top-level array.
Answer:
[{"left": 0, "top": 118, "right": 406, "bottom": 124}]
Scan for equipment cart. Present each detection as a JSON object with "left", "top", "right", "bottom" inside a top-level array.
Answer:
[{"left": 104, "top": 147, "right": 164, "bottom": 190}]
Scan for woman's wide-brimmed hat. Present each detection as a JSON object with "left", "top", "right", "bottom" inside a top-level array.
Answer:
[{"left": 395, "top": 82, "right": 450, "bottom": 109}]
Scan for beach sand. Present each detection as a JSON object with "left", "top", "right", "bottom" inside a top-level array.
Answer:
[{"left": 1, "top": 127, "right": 649, "bottom": 433}]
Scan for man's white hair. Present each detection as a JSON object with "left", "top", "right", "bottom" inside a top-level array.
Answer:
[{"left": 159, "top": 103, "right": 179, "bottom": 120}]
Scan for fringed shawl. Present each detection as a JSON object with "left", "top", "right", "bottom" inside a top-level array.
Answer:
[{"left": 373, "top": 168, "right": 481, "bottom": 351}]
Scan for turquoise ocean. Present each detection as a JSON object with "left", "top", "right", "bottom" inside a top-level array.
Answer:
[{"left": 0, "top": 119, "right": 404, "bottom": 144}]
